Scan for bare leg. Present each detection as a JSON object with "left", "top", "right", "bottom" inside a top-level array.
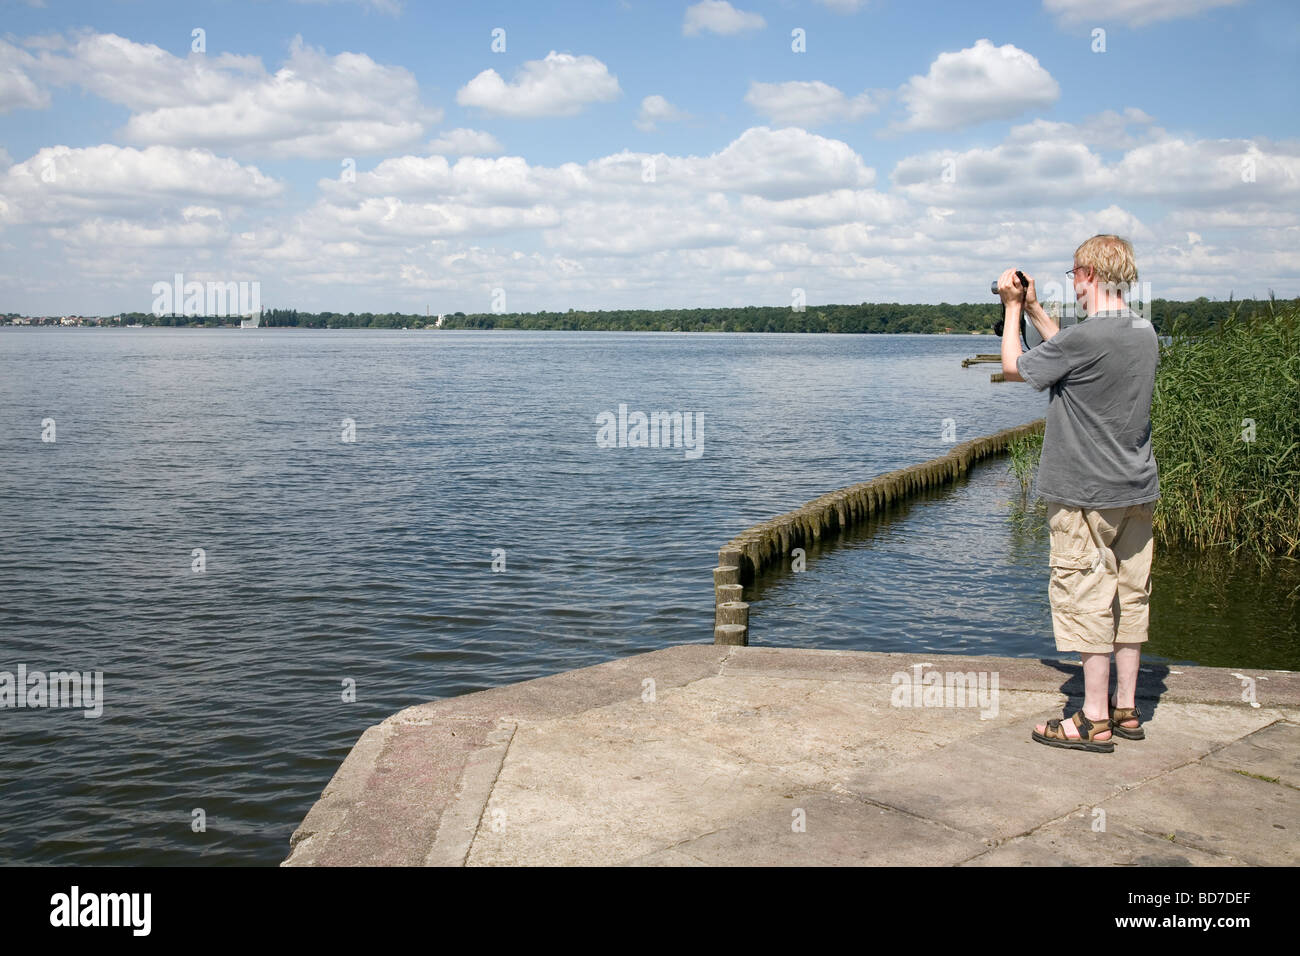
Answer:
[
  {"left": 1112, "top": 641, "right": 1142, "bottom": 728},
  {"left": 1082, "top": 651, "right": 1111, "bottom": 738}
]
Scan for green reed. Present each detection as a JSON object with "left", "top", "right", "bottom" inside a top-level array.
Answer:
[
  {"left": 1152, "top": 298, "right": 1300, "bottom": 564},
  {"left": 1007, "top": 430, "right": 1044, "bottom": 497}
]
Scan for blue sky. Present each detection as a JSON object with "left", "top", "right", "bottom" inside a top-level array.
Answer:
[{"left": 2, "top": 0, "right": 1297, "bottom": 315}]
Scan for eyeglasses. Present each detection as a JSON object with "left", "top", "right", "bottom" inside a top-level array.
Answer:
[{"left": 1067, "top": 267, "right": 1087, "bottom": 278}]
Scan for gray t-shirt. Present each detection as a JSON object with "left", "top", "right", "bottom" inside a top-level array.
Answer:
[{"left": 1015, "top": 308, "right": 1160, "bottom": 509}]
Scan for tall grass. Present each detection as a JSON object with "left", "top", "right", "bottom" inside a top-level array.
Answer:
[
  {"left": 1152, "top": 298, "right": 1300, "bottom": 564},
  {"left": 1007, "top": 430, "right": 1044, "bottom": 497}
]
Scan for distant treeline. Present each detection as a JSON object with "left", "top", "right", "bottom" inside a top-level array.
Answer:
[{"left": 72, "top": 296, "right": 1295, "bottom": 334}]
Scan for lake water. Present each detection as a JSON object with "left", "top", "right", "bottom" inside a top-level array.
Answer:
[{"left": 0, "top": 328, "right": 1294, "bottom": 865}]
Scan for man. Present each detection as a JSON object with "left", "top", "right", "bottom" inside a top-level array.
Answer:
[{"left": 997, "top": 234, "right": 1160, "bottom": 752}]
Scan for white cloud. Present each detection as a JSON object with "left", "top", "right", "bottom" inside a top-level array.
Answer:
[
  {"left": 1139, "top": 239, "right": 1297, "bottom": 299},
  {"left": 1043, "top": 0, "right": 1245, "bottom": 28},
  {"left": 319, "top": 154, "right": 572, "bottom": 207},
  {"left": 427, "top": 128, "right": 505, "bottom": 156},
  {"left": 673, "top": 126, "right": 875, "bottom": 199},
  {"left": 5, "top": 116, "right": 1296, "bottom": 313},
  {"left": 1166, "top": 206, "right": 1300, "bottom": 229},
  {"left": 457, "top": 51, "right": 620, "bottom": 118},
  {"left": 893, "top": 139, "right": 1103, "bottom": 207},
  {"left": 320, "top": 126, "right": 873, "bottom": 207},
  {"left": 891, "top": 117, "right": 1300, "bottom": 211},
  {"left": 0, "top": 145, "right": 282, "bottom": 226},
  {"left": 636, "top": 95, "right": 689, "bottom": 132},
  {"left": 32, "top": 33, "right": 436, "bottom": 158},
  {"left": 51, "top": 212, "right": 231, "bottom": 249},
  {"left": 1104, "top": 139, "right": 1300, "bottom": 203},
  {"left": 20, "top": 34, "right": 69, "bottom": 51},
  {"left": 683, "top": 1, "right": 766, "bottom": 36},
  {"left": 539, "top": 200, "right": 741, "bottom": 256},
  {"left": 1005, "top": 107, "right": 1160, "bottom": 151},
  {"left": 745, "top": 80, "right": 880, "bottom": 127},
  {"left": 896, "top": 39, "right": 1059, "bottom": 131},
  {"left": 815, "top": 0, "right": 867, "bottom": 11},
  {"left": 739, "top": 188, "right": 907, "bottom": 227},
  {"left": 0, "top": 38, "right": 50, "bottom": 112},
  {"left": 300, "top": 126, "right": 878, "bottom": 263},
  {"left": 35, "top": 32, "right": 255, "bottom": 110},
  {"left": 302, "top": 195, "right": 562, "bottom": 242}
]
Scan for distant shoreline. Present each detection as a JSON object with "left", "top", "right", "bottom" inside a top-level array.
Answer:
[
  {"left": 6, "top": 295, "right": 1285, "bottom": 335},
  {"left": 1, "top": 324, "right": 1000, "bottom": 335}
]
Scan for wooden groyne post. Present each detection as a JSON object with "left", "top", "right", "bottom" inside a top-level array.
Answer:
[{"left": 711, "top": 419, "right": 1045, "bottom": 645}]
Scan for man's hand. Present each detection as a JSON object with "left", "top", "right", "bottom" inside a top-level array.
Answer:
[{"left": 997, "top": 268, "right": 1026, "bottom": 306}]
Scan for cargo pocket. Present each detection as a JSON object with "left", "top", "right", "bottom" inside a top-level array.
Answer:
[
  {"left": 1049, "top": 547, "right": 1095, "bottom": 571},
  {"left": 1050, "top": 547, "right": 1111, "bottom": 613}
]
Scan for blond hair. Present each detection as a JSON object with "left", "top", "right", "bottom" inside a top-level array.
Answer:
[{"left": 1074, "top": 234, "right": 1138, "bottom": 286}]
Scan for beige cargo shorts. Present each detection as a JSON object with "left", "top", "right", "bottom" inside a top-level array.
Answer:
[{"left": 1047, "top": 500, "right": 1156, "bottom": 654}]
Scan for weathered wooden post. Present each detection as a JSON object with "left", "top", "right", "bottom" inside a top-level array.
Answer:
[
  {"left": 713, "top": 565, "right": 739, "bottom": 588},
  {"left": 714, "top": 623, "right": 748, "bottom": 645},
  {"left": 716, "top": 600, "right": 749, "bottom": 645},
  {"left": 715, "top": 583, "right": 743, "bottom": 606},
  {"left": 719, "top": 546, "right": 746, "bottom": 585}
]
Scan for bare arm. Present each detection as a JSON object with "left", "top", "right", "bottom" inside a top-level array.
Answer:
[
  {"left": 1001, "top": 301, "right": 1026, "bottom": 381},
  {"left": 1025, "top": 301, "right": 1060, "bottom": 341}
]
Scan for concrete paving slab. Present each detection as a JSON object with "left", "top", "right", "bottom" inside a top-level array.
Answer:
[
  {"left": 807, "top": 704, "right": 1289, "bottom": 844},
  {"left": 309, "top": 716, "right": 502, "bottom": 867},
  {"left": 424, "top": 720, "right": 516, "bottom": 867},
  {"left": 464, "top": 676, "right": 1059, "bottom": 864},
  {"left": 467, "top": 715, "right": 792, "bottom": 866},
  {"left": 640, "top": 791, "right": 989, "bottom": 866},
  {"left": 393, "top": 644, "right": 730, "bottom": 725},
  {"left": 845, "top": 738, "right": 1107, "bottom": 843},
  {"left": 961, "top": 811, "right": 1249, "bottom": 867},
  {"left": 285, "top": 646, "right": 1300, "bottom": 867},
  {"left": 1203, "top": 721, "right": 1300, "bottom": 789},
  {"left": 1095, "top": 761, "right": 1300, "bottom": 867}
]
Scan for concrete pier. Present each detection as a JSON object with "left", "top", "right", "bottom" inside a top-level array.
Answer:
[{"left": 284, "top": 645, "right": 1299, "bottom": 866}]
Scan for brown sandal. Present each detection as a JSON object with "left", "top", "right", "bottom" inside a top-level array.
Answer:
[
  {"left": 1110, "top": 698, "right": 1145, "bottom": 740},
  {"left": 1032, "top": 710, "right": 1114, "bottom": 752}
]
